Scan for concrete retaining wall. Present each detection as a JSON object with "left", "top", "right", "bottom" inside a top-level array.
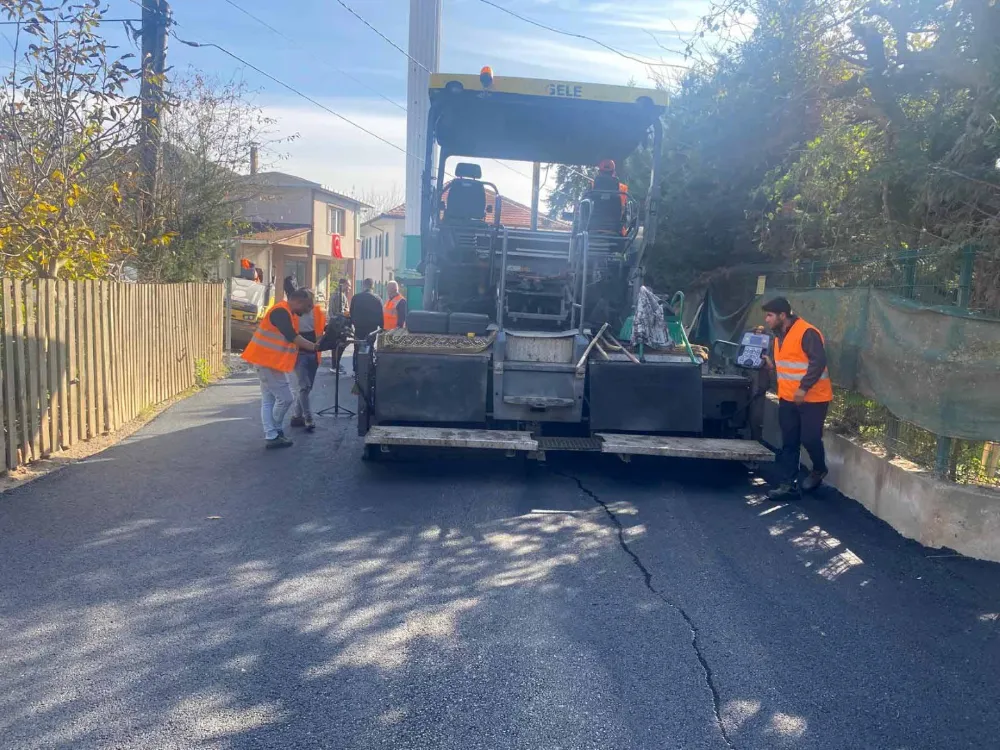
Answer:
[{"left": 763, "top": 398, "right": 1000, "bottom": 563}]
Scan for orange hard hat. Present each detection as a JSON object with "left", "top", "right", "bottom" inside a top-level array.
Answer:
[{"left": 598, "top": 159, "right": 616, "bottom": 173}]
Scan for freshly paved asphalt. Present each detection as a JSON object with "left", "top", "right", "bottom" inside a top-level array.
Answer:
[{"left": 1, "top": 367, "right": 999, "bottom": 749}]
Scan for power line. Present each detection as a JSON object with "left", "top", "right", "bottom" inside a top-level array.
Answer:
[
  {"left": 187, "top": 11, "right": 591, "bottom": 204},
  {"left": 220, "top": 0, "right": 407, "bottom": 113},
  {"left": 321, "top": 0, "right": 538, "bottom": 183},
  {"left": 476, "top": 0, "right": 690, "bottom": 70},
  {"left": 0, "top": 18, "right": 142, "bottom": 25},
  {"left": 330, "top": 0, "right": 429, "bottom": 73},
  {"left": 171, "top": 31, "right": 418, "bottom": 161}
]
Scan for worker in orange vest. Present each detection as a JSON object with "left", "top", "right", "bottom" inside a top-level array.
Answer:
[
  {"left": 383, "top": 280, "right": 407, "bottom": 329},
  {"left": 241, "top": 288, "right": 319, "bottom": 449},
  {"left": 762, "top": 297, "right": 834, "bottom": 498},
  {"left": 289, "top": 294, "right": 327, "bottom": 433}
]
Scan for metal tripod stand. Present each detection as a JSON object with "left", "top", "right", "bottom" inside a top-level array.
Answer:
[{"left": 316, "top": 340, "right": 356, "bottom": 418}]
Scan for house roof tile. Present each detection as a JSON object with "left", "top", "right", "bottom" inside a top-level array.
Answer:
[{"left": 374, "top": 188, "right": 570, "bottom": 230}]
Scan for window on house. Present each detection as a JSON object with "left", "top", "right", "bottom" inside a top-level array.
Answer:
[
  {"left": 376, "top": 234, "right": 382, "bottom": 258},
  {"left": 327, "top": 206, "right": 345, "bottom": 235}
]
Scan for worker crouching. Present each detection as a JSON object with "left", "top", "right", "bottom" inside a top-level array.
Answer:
[
  {"left": 762, "top": 296, "right": 833, "bottom": 498},
  {"left": 241, "top": 288, "right": 319, "bottom": 449}
]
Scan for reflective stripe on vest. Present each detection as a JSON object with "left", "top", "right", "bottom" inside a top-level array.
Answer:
[
  {"left": 241, "top": 300, "right": 299, "bottom": 372},
  {"left": 773, "top": 318, "right": 834, "bottom": 403},
  {"left": 384, "top": 294, "right": 402, "bottom": 329}
]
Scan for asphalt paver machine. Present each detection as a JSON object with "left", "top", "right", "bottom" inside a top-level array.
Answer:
[{"left": 356, "top": 70, "right": 773, "bottom": 464}]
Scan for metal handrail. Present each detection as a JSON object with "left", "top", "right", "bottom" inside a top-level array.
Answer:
[
  {"left": 496, "top": 226, "right": 509, "bottom": 331},
  {"left": 579, "top": 230, "right": 590, "bottom": 336}
]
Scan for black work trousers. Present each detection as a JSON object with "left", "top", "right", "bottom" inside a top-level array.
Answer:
[{"left": 778, "top": 399, "right": 830, "bottom": 483}]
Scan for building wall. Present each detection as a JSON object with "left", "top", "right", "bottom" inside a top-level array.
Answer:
[
  {"left": 243, "top": 186, "right": 314, "bottom": 226},
  {"left": 239, "top": 179, "right": 363, "bottom": 303},
  {"left": 311, "top": 194, "right": 359, "bottom": 261},
  {"left": 358, "top": 216, "right": 404, "bottom": 297}
]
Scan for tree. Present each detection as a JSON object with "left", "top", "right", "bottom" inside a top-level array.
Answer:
[
  {"left": 0, "top": 0, "right": 143, "bottom": 278},
  {"left": 351, "top": 184, "right": 402, "bottom": 223},
  {"left": 142, "top": 70, "right": 291, "bottom": 281},
  {"left": 546, "top": 0, "right": 1000, "bottom": 302}
]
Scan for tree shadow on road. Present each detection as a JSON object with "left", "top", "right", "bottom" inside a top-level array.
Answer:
[{"left": 0, "top": 375, "right": 999, "bottom": 749}]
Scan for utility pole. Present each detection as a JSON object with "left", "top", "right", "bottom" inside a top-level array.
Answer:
[
  {"left": 530, "top": 162, "right": 541, "bottom": 230},
  {"left": 225, "top": 239, "right": 236, "bottom": 353},
  {"left": 400, "top": 0, "right": 441, "bottom": 310},
  {"left": 139, "top": 0, "right": 169, "bottom": 237}
]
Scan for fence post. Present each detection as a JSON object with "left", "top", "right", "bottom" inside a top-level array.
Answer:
[
  {"left": 935, "top": 434, "right": 953, "bottom": 478},
  {"left": 225, "top": 240, "right": 235, "bottom": 352},
  {"left": 809, "top": 261, "right": 818, "bottom": 288},
  {"left": 957, "top": 244, "right": 975, "bottom": 310},
  {"left": 901, "top": 249, "right": 918, "bottom": 300},
  {"left": 885, "top": 414, "right": 899, "bottom": 461}
]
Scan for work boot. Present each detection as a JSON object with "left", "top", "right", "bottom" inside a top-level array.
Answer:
[
  {"left": 289, "top": 416, "right": 306, "bottom": 429},
  {"left": 801, "top": 470, "right": 828, "bottom": 492},
  {"left": 304, "top": 417, "right": 316, "bottom": 432},
  {"left": 265, "top": 434, "right": 294, "bottom": 450},
  {"left": 766, "top": 482, "right": 797, "bottom": 500}
]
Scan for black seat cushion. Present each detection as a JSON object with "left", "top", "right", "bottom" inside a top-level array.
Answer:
[
  {"left": 588, "top": 174, "right": 625, "bottom": 232},
  {"left": 445, "top": 179, "right": 487, "bottom": 223}
]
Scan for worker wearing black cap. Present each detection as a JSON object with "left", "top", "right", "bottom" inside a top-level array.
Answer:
[{"left": 762, "top": 296, "right": 833, "bottom": 498}]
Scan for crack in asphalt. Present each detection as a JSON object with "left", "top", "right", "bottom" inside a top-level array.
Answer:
[{"left": 556, "top": 470, "right": 736, "bottom": 750}]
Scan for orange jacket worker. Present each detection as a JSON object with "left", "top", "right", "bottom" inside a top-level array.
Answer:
[
  {"left": 762, "top": 296, "right": 833, "bottom": 498},
  {"left": 241, "top": 288, "right": 318, "bottom": 449},
  {"left": 383, "top": 281, "right": 407, "bottom": 329}
]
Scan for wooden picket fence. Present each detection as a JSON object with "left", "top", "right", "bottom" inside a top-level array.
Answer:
[{"left": 0, "top": 280, "right": 224, "bottom": 472}]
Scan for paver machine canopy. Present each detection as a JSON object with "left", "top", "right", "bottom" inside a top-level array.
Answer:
[{"left": 419, "top": 72, "right": 668, "bottom": 332}]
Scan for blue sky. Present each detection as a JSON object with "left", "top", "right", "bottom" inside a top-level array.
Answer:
[{"left": 3, "top": 0, "right": 707, "bottom": 205}]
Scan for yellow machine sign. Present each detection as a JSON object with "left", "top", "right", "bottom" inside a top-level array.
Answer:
[{"left": 430, "top": 73, "right": 669, "bottom": 107}]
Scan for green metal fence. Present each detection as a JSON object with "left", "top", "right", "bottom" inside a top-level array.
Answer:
[
  {"left": 767, "top": 246, "right": 1000, "bottom": 319},
  {"left": 827, "top": 389, "right": 999, "bottom": 488}
]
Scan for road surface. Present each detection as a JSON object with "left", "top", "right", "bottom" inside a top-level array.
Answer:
[{"left": 1, "top": 368, "right": 998, "bottom": 749}]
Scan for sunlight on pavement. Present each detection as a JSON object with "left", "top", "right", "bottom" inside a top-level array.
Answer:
[
  {"left": 817, "top": 550, "right": 865, "bottom": 581},
  {"left": 766, "top": 711, "right": 808, "bottom": 740},
  {"left": 747, "top": 494, "right": 866, "bottom": 582},
  {"left": 721, "top": 698, "right": 761, "bottom": 733}
]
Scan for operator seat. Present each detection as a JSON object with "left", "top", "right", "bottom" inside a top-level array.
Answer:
[
  {"left": 587, "top": 171, "right": 626, "bottom": 234},
  {"left": 444, "top": 162, "right": 487, "bottom": 224}
]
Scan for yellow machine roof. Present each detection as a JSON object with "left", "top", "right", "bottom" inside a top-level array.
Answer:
[
  {"left": 429, "top": 73, "right": 668, "bottom": 107},
  {"left": 428, "top": 73, "right": 667, "bottom": 165}
]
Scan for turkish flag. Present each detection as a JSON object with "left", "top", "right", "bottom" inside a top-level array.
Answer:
[{"left": 331, "top": 233, "right": 343, "bottom": 259}]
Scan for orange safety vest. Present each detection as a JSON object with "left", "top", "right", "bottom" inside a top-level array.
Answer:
[
  {"left": 774, "top": 318, "right": 834, "bottom": 403},
  {"left": 242, "top": 300, "right": 300, "bottom": 373},
  {"left": 384, "top": 294, "right": 403, "bottom": 329},
  {"left": 307, "top": 304, "right": 326, "bottom": 363}
]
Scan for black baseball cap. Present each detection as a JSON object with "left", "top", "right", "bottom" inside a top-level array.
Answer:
[{"left": 761, "top": 296, "right": 792, "bottom": 315}]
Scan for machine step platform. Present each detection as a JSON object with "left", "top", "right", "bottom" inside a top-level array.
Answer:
[
  {"left": 364, "top": 426, "right": 538, "bottom": 451},
  {"left": 595, "top": 433, "right": 774, "bottom": 462},
  {"left": 363, "top": 426, "right": 773, "bottom": 461}
]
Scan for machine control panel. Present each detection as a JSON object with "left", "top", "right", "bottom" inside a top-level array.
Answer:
[{"left": 736, "top": 330, "right": 772, "bottom": 370}]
